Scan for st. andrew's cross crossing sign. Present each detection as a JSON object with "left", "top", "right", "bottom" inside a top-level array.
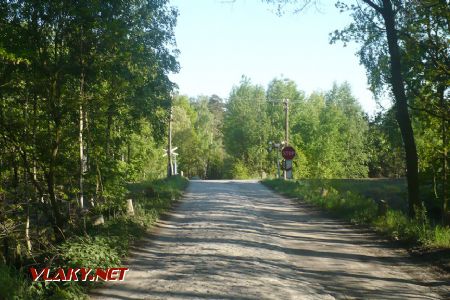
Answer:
[{"left": 281, "top": 146, "right": 296, "bottom": 160}]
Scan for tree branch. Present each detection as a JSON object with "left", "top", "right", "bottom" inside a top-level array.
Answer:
[
  {"left": 356, "top": 0, "right": 385, "bottom": 32},
  {"left": 408, "top": 103, "right": 450, "bottom": 121},
  {"left": 362, "top": 0, "right": 384, "bottom": 15}
]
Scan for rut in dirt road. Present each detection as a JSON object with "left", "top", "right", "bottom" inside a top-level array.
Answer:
[{"left": 91, "top": 180, "right": 449, "bottom": 300}]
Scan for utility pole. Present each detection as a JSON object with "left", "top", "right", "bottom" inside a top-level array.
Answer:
[
  {"left": 167, "top": 105, "right": 173, "bottom": 177},
  {"left": 284, "top": 98, "right": 289, "bottom": 145},
  {"left": 268, "top": 98, "right": 298, "bottom": 179},
  {"left": 276, "top": 146, "right": 280, "bottom": 179},
  {"left": 283, "top": 99, "right": 289, "bottom": 179}
]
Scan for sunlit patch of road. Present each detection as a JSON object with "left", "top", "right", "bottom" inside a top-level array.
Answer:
[{"left": 91, "top": 180, "right": 449, "bottom": 300}]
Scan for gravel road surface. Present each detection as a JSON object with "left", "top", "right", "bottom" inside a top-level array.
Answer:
[{"left": 91, "top": 180, "right": 449, "bottom": 300}]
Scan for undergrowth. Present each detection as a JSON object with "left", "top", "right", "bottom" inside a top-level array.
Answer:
[{"left": 0, "top": 175, "right": 188, "bottom": 300}]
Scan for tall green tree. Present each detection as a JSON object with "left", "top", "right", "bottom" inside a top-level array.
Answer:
[
  {"left": 330, "top": 0, "right": 449, "bottom": 217},
  {"left": 172, "top": 95, "right": 205, "bottom": 178},
  {"left": 325, "top": 82, "right": 369, "bottom": 177},
  {"left": 223, "top": 77, "right": 270, "bottom": 178},
  {"left": 291, "top": 83, "right": 369, "bottom": 178},
  {"left": 368, "top": 110, "right": 406, "bottom": 178},
  {"left": 0, "top": 0, "right": 179, "bottom": 257},
  {"left": 266, "top": 78, "right": 304, "bottom": 143},
  {"left": 265, "top": 78, "right": 305, "bottom": 177}
]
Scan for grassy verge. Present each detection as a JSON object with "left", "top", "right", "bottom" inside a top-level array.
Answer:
[
  {"left": 310, "top": 178, "right": 408, "bottom": 211},
  {"left": 1, "top": 175, "right": 188, "bottom": 300},
  {"left": 262, "top": 179, "right": 450, "bottom": 253}
]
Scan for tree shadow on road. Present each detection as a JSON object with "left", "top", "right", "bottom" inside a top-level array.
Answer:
[{"left": 91, "top": 181, "right": 450, "bottom": 300}]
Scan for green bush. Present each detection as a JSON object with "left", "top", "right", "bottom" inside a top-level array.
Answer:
[
  {"left": 230, "top": 160, "right": 251, "bottom": 179},
  {"left": 59, "top": 236, "right": 121, "bottom": 269},
  {"left": 29, "top": 281, "right": 88, "bottom": 300}
]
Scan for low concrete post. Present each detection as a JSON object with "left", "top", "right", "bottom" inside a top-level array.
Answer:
[
  {"left": 93, "top": 214, "right": 105, "bottom": 226},
  {"left": 127, "top": 199, "right": 135, "bottom": 216}
]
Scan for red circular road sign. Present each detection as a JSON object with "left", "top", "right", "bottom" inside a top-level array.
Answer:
[{"left": 281, "top": 146, "right": 296, "bottom": 160}]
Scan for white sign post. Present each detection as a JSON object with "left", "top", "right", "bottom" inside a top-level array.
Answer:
[
  {"left": 284, "top": 159, "right": 293, "bottom": 179},
  {"left": 281, "top": 146, "right": 296, "bottom": 180}
]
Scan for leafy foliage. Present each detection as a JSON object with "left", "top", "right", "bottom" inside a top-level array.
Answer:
[
  {"left": 223, "top": 77, "right": 271, "bottom": 178},
  {"left": 0, "top": 176, "right": 188, "bottom": 300},
  {"left": 0, "top": 0, "right": 178, "bottom": 261},
  {"left": 330, "top": 0, "right": 449, "bottom": 217}
]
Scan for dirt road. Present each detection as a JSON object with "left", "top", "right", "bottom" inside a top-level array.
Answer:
[{"left": 91, "top": 180, "right": 449, "bottom": 299}]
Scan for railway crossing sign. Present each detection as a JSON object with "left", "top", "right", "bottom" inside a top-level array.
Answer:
[
  {"left": 163, "top": 147, "right": 178, "bottom": 175},
  {"left": 163, "top": 147, "right": 178, "bottom": 156}
]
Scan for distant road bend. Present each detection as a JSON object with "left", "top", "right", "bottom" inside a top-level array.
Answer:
[{"left": 91, "top": 180, "right": 449, "bottom": 300}]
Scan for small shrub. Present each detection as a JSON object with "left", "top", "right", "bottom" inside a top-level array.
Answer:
[
  {"left": 59, "top": 236, "right": 121, "bottom": 269},
  {"left": 231, "top": 161, "right": 251, "bottom": 179}
]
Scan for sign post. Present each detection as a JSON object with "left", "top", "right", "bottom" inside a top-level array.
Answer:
[
  {"left": 281, "top": 146, "right": 296, "bottom": 179},
  {"left": 163, "top": 146, "right": 179, "bottom": 176}
]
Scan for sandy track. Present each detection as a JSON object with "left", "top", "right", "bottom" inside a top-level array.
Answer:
[{"left": 91, "top": 180, "right": 449, "bottom": 299}]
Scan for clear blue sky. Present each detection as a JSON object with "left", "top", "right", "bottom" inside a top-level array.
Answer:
[{"left": 168, "top": 0, "right": 381, "bottom": 115}]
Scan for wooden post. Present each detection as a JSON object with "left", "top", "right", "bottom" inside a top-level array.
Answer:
[
  {"left": 283, "top": 99, "right": 289, "bottom": 179},
  {"left": 377, "top": 199, "right": 388, "bottom": 217}
]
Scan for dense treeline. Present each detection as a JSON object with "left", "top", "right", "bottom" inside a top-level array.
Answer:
[
  {"left": 171, "top": 95, "right": 225, "bottom": 179},
  {"left": 173, "top": 79, "right": 396, "bottom": 181},
  {"left": 171, "top": 72, "right": 447, "bottom": 220},
  {"left": 222, "top": 79, "right": 370, "bottom": 179},
  {"left": 172, "top": 79, "right": 369, "bottom": 179},
  {"left": 1, "top": 0, "right": 177, "bottom": 266}
]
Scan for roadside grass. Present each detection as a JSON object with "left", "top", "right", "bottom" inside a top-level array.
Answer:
[
  {"left": 317, "top": 178, "right": 407, "bottom": 211},
  {"left": 0, "top": 175, "right": 188, "bottom": 300},
  {"left": 262, "top": 179, "right": 450, "bottom": 250}
]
